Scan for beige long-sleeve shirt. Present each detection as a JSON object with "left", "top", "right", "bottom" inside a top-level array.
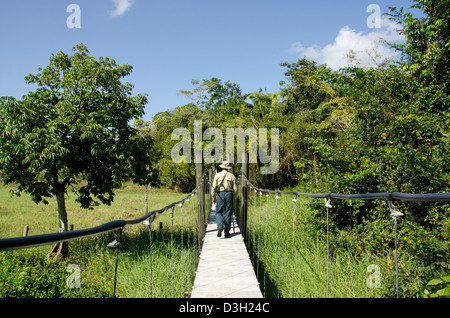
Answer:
[{"left": 210, "top": 170, "right": 237, "bottom": 197}]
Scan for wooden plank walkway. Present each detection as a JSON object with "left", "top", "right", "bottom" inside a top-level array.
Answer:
[{"left": 190, "top": 209, "right": 263, "bottom": 298}]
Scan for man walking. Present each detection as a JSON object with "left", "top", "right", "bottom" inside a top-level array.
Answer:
[{"left": 211, "top": 161, "right": 237, "bottom": 238}]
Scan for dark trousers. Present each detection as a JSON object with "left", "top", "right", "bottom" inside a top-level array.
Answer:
[{"left": 215, "top": 191, "right": 233, "bottom": 233}]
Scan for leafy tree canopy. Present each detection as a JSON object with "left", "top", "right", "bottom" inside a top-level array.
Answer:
[{"left": 0, "top": 44, "right": 151, "bottom": 239}]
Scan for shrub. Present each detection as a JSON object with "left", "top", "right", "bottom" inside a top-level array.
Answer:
[
  {"left": 423, "top": 276, "right": 450, "bottom": 298},
  {"left": 0, "top": 249, "right": 111, "bottom": 298}
]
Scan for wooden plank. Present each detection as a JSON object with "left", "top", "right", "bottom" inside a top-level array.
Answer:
[{"left": 190, "top": 209, "right": 262, "bottom": 298}]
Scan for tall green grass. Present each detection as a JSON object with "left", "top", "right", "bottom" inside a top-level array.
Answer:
[{"left": 244, "top": 190, "right": 388, "bottom": 298}]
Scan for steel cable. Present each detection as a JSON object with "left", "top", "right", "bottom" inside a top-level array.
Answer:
[
  {"left": 292, "top": 194, "right": 297, "bottom": 298},
  {"left": 179, "top": 202, "right": 184, "bottom": 297},
  {"left": 275, "top": 193, "right": 281, "bottom": 298},
  {"left": 325, "top": 198, "right": 332, "bottom": 298},
  {"left": 148, "top": 221, "right": 153, "bottom": 298},
  {"left": 170, "top": 206, "right": 174, "bottom": 297},
  {"left": 263, "top": 193, "right": 269, "bottom": 297},
  {"left": 258, "top": 191, "right": 262, "bottom": 281}
]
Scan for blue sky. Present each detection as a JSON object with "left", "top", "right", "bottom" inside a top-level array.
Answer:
[{"left": 0, "top": 0, "right": 410, "bottom": 122}]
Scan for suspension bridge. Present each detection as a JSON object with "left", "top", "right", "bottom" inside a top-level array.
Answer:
[{"left": 0, "top": 156, "right": 449, "bottom": 298}]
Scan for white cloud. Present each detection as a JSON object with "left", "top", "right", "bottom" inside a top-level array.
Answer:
[
  {"left": 110, "top": 0, "right": 133, "bottom": 18},
  {"left": 291, "top": 17, "right": 405, "bottom": 70}
]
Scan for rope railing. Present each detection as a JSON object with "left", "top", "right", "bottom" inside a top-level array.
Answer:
[
  {"left": 241, "top": 173, "right": 450, "bottom": 298},
  {"left": 0, "top": 173, "right": 207, "bottom": 298}
]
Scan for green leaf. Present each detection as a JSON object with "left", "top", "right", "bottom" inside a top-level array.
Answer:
[
  {"left": 427, "top": 279, "right": 444, "bottom": 286},
  {"left": 436, "top": 287, "right": 450, "bottom": 298},
  {"left": 441, "top": 276, "right": 450, "bottom": 283}
]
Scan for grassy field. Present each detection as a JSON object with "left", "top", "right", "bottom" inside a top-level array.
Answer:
[{"left": 0, "top": 182, "right": 191, "bottom": 238}]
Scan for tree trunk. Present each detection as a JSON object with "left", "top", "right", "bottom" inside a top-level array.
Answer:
[{"left": 56, "top": 190, "right": 69, "bottom": 258}]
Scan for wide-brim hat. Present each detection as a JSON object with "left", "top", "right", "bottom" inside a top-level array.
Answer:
[{"left": 219, "top": 161, "right": 232, "bottom": 170}]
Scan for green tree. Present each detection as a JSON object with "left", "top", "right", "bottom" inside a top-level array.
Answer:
[
  {"left": 131, "top": 118, "right": 160, "bottom": 188},
  {"left": 150, "top": 103, "right": 201, "bottom": 192},
  {"left": 278, "top": 59, "right": 340, "bottom": 188},
  {"left": 200, "top": 77, "right": 243, "bottom": 111},
  {"left": 0, "top": 44, "right": 149, "bottom": 256},
  {"left": 388, "top": 0, "right": 450, "bottom": 99},
  {"left": 177, "top": 79, "right": 220, "bottom": 108}
]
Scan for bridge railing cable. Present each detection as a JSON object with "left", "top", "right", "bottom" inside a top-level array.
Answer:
[{"left": 241, "top": 173, "right": 450, "bottom": 298}]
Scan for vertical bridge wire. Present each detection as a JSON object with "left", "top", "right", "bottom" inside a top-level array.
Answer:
[
  {"left": 113, "top": 244, "right": 119, "bottom": 298},
  {"left": 187, "top": 196, "right": 192, "bottom": 295},
  {"left": 193, "top": 191, "right": 198, "bottom": 281},
  {"left": 148, "top": 219, "right": 153, "bottom": 298},
  {"left": 389, "top": 200, "right": 403, "bottom": 298},
  {"left": 252, "top": 188, "right": 258, "bottom": 267},
  {"left": 186, "top": 196, "right": 191, "bottom": 297},
  {"left": 107, "top": 228, "right": 122, "bottom": 298},
  {"left": 190, "top": 194, "right": 195, "bottom": 287},
  {"left": 143, "top": 214, "right": 156, "bottom": 298},
  {"left": 258, "top": 191, "right": 262, "bottom": 281},
  {"left": 292, "top": 194, "right": 297, "bottom": 298},
  {"left": 275, "top": 193, "right": 281, "bottom": 298},
  {"left": 179, "top": 202, "right": 184, "bottom": 297},
  {"left": 324, "top": 197, "right": 332, "bottom": 298},
  {"left": 263, "top": 193, "right": 269, "bottom": 297},
  {"left": 394, "top": 215, "right": 399, "bottom": 298},
  {"left": 170, "top": 206, "right": 175, "bottom": 298},
  {"left": 144, "top": 183, "right": 153, "bottom": 298},
  {"left": 245, "top": 183, "right": 250, "bottom": 252}
]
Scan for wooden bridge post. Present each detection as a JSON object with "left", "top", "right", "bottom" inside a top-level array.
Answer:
[
  {"left": 208, "top": 167, "right": 213, "bottom": 211},
  {"left": 240, "top": 152, "right": 249, "bottom": 240},
  {"left": 196, "top": 161, "right": 205, "bottom": 249},
  {"left": 23, "top": 225, "right": 29, "bottom": 237}
]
